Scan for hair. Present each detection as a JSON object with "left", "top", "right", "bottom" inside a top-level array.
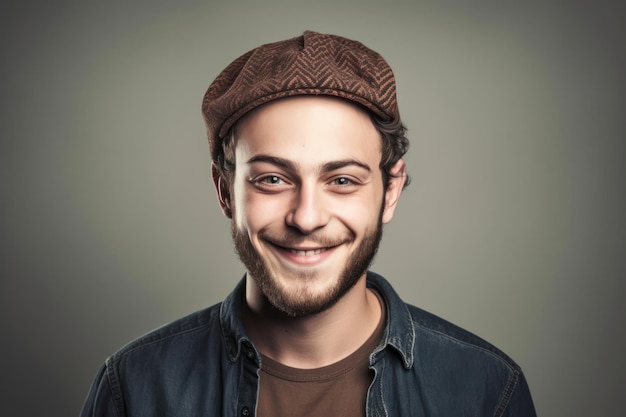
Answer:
[
  {"left": 214, "top": 110, "right": 410, "bottom": 190},
  {"left": 371, "top": 114, "right": 411, "bottom": 190}
]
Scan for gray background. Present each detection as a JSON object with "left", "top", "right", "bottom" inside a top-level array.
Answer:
[{"left": 2, "top": 1, "right": 625, "bottom": 416}]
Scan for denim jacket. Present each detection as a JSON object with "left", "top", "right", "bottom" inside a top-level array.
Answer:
[{"left": 81, "top": 272, "right": 536, "bottom": 417}]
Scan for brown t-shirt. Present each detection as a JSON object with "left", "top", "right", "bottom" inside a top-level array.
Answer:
[{"left": 256, "top": 293, "right": 386, "bottom": 417}]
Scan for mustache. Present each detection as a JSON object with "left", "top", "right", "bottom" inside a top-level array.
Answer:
[{"left": 259, "top": 230, "right": 355, "bottom": 249}]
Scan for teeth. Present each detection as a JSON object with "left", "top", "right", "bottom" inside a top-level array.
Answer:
[{"left": 289, "top": 248, "right": 325, "bottom": 256}]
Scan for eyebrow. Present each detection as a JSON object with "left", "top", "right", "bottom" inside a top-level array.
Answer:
[
  {"left": 246, "top": 154, "right": 371, "bottom": 174},
  {"left": 321, "top": 159, "right": 371, "bottom": 173},
  {"left": 246, "top": 155, "right": 297, "bottom": 171}
]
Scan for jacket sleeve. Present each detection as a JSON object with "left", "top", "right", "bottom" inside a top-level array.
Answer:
[
  {"left": 501, "top": 371, "right": 537, "bottom": 417},
  {"left": 80, "top": 364, "right": 122, "bottom": 417}
]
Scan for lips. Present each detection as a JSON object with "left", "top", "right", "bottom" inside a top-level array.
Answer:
[
  {"left": 277, "top": 244, "right": 335, "bottom": 266},
  {"left": 263, "top": 236, "right": 344, "bottom": 254},
  {"left": 264, "top": 239, "right": 339, "bottom": 265},
  {"left": 288, "top": 248, "right": 326, "bottom": 256},
  {"left": 260, "top": 232, "right": 352, "bottom": 266}
]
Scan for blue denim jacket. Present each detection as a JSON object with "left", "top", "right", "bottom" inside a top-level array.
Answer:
[{"left": 81, "top": 272, "right": 536, "bottom": 416}]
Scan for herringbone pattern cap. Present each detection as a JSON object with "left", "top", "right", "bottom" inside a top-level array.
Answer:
[{"left": 202, "top": 31, "right": 399, "bottom": 160}]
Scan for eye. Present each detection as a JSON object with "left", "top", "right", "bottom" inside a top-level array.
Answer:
[
  {"left": 249, "top": 174, "right": 292, "bottom": 192},
  {"left": 332, "top": 177, "right": 353, "bottom": 186},
  {"left": 260, "top": 175, "right": 283, "bottom": 185},
  {"left": 327, "top": 176, "right": 361, "bottom": 194}
]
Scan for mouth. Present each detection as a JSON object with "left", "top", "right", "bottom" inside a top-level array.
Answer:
[
  {"left": 264, "top": 239, "right": 342, "bottom": 265},
  {"left": 287, "top": 247, "right": 327, "bottom": 256}
]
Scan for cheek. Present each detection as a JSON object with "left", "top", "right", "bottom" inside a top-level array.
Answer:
[
  {"left": 232, "top": 175, "right": 275, "bottom": 230},
  {"left": 237, "top": 190, "right": 290, "bottom": 232},
  {"left": 333, "top": 193, "right": 383, "bottom": 229}
]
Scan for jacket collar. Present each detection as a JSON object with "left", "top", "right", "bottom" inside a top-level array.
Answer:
[
  {"left": 219, "top": 276, "right": 252, "bottom": 362},
  {"left": 219, "top": 272, "right": 415, "bottom": 368},
  {"left": 366, "top": 271, "right": 415, "bottom": 369}
]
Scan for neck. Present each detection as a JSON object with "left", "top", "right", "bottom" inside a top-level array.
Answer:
[{"left": 242, "top": 276, "right": 382, "bottom": 369}]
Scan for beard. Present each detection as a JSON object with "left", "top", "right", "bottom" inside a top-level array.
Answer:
[{"left": 231, "top": 214, "right": 383, "bottom": 318}]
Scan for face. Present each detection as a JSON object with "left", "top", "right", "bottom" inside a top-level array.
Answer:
[{"left": 214, "top": 96, "right": 405, "bottom": 317}]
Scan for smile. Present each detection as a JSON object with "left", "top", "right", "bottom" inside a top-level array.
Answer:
[
  {"left": 288, "top": 248, "right": 326, "bottom": 256},
  {"left": 264, "top": 240, "right": 340, "bottom": 266}
]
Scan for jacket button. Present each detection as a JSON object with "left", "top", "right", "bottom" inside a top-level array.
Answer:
[{"left": 241, "top": 406, "right": 250, "bottom": 416}]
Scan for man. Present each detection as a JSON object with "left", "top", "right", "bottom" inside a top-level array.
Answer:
[{"left": 81, "top": 31, "right": 536, "bottom": 416}]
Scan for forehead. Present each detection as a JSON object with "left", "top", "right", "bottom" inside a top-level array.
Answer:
[{"left": 233, "top": 96, "right": 382, "bottom": 166}]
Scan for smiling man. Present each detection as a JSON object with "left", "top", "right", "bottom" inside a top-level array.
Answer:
[{"left": 81, "top": 31, "right": 536, "bottom": 417}]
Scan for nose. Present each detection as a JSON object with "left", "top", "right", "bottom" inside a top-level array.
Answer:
[{"left": 285, "top": 183, "right": 329, "bottom": 234}]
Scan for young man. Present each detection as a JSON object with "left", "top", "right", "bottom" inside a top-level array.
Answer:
[{"left": 81, "top": 31, "right": 536, "bottom": 417}]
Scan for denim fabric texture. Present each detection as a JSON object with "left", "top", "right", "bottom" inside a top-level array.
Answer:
[{"left": 81, "top": 272, "right": 536, "bottom": 417}]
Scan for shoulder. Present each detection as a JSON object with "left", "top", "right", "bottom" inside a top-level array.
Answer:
[
  {"left": 405, "top": 301, "right": 525, "bottom": 396},
  {"left": 103, "top": 277, "right": 248, "bottom": 373},
  {"left": 82, "top": 303, "right": 226, "bottom": 417},
  {"left": 368, "top": 273, "right": 535, "bottom": 415},
  {"left": 367, "top": 271, "right": 521, "bottom": 373},
  {"left": 106, "top": 302, "right": 223, "bottom": 368},
  {"left": 407, "top": 303, "right": 521, "bottom": 371},
  {"left": 404, "top": 305, "right": 536, "bottom": 416}
]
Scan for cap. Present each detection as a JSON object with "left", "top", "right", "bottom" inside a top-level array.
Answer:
[{"left": 202, "top": 31, "right": 399, "bottom": 161}]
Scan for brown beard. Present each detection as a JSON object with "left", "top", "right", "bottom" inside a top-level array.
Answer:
[{"left": 231, "top": 213, "right": 383, "bottom": 318}]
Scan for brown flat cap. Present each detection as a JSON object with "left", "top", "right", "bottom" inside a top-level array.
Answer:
[{"left": 202, "top": 31, "right": 399, "bottom": 161}]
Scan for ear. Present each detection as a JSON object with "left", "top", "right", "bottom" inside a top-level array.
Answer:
[
  {"left": 381, "top": 159, "right": 406, "bottom": 224},
  {"left": 212, "top": 163, "right": 233, "bottom": 219}
]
